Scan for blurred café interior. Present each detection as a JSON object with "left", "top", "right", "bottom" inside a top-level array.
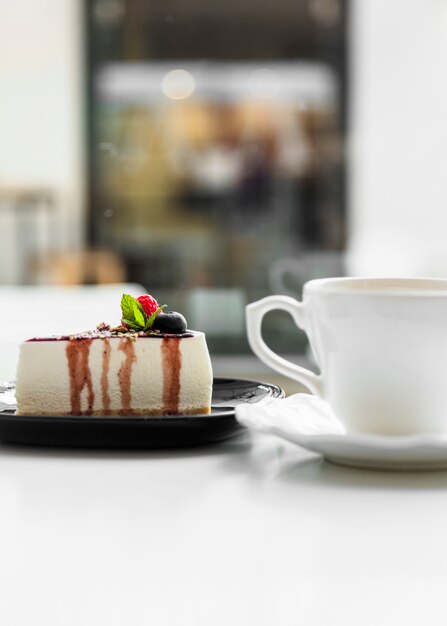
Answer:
[{"left": 1, "top": 0, "right": 447, "bottom": 384}]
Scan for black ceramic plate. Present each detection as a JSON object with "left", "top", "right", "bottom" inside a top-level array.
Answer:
[{"left": 0, "top": 378, "right": 284, "bottom": 449}]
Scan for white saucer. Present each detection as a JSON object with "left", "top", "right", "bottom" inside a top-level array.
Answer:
[{"left": 235, "top": 394, "right": 447, "bottom": 471}]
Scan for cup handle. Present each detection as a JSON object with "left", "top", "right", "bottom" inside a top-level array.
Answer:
[{"left": 246, "top": 295, "right": 323, "bottom": 397}]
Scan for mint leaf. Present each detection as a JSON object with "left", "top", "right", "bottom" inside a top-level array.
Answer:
[
  {"left": 145, "top": 305, "right": 167, "bottom": 329},
  {"left": 121, "top": 294, "right": 138, "bottom": 320},
  {"left": 133, "top": 304, "right": 146, "bottom": 328},
  {"left": 122, "top": 318, "right": 141, "bottom": 331},
  {"left": 121, "top": 294, "right": 148, "bottom": 330}
]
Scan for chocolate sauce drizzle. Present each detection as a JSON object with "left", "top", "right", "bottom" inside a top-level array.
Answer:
[
  {"left": 101, "top": 338, "right": 111, "bottom": 414},
  {"left": 66, "top": 339, "right": 94, "bottom": 415},
  {"left": 118, "top": 339, "right": 136, "bottom": 414},
  {"left": 161, "top": 337, "right": 182, "bottom": 414},
  {"left": 64, "top": 334, "right": 183, "bottom": 416}
]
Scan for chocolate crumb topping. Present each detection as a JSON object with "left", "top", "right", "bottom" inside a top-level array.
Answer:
[
  {"left": 27, "top": 329, "right": 194, "bottom": 342},
  {"left": 96, "top": 322, "right": 111, "bottom": 332}
]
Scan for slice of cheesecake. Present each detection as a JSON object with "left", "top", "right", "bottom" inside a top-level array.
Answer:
[{"left": 15, "top": 293, "right": 213, "bottom": 416}]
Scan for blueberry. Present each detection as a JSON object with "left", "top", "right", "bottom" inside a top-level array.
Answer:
[{"left": 152, "top": 311, "right": 187, "bottom": 334}]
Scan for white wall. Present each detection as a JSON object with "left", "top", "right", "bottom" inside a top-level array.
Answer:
[
  {"left": 0, "top": 0, "right": 84, "bottom": 281},
  {"left": 4, "top": 1, "right": 447, "bottom": 281},
  {"left": 348, "top": 0, "right": 447, "bottom": 277}
]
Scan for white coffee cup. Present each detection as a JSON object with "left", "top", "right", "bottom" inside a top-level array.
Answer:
[{"left": 246, "top": 277, "right": 447, "bottom": 435}]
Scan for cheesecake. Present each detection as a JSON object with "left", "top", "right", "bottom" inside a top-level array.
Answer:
[{"left": 15, "top": 293, "right": 213, "bottom": 416}]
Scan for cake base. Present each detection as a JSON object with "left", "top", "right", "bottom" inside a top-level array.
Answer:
[{"left": 16, "top": 406, "right": 211, "bottom": 417}]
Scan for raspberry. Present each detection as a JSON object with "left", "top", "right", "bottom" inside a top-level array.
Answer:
[{"left": 137, "top": 294, "right": 160, "bottom": 318}]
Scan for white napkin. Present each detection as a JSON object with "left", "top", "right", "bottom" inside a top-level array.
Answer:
[
  {"left": 235, "top": 393, "right": 345, "bottom": 440},
  {"left": 0, "top": 382, "right": 16, "bottom": 412}
]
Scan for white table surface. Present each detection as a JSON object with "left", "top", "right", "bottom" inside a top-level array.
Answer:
[{"left": 1, "top": 430, "right": 447, "bottom": 626}]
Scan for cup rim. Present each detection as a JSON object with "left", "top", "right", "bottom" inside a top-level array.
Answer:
[{"left": 304, "top": 276, "right": 447, "bottom": 297}]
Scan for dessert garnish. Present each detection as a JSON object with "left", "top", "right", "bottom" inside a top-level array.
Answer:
[
  {"left": 120, "top": 293, "right": 167, "bottom": 332},
  {"left": 136, "top": 294, "right": 162, "bottom": 317},
  {"left": 120, "top": 294, "right": 187, "bottom": 335},
  {"left": 152, "top": 311, "right": 187, "bottom": 334},
  {"left": 29, "top": 294, "right": 189, "bottom": 342}
]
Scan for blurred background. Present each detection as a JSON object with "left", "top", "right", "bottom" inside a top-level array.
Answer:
[{"left": 1, "top": 0, "right": 447, "bottom": 386}]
